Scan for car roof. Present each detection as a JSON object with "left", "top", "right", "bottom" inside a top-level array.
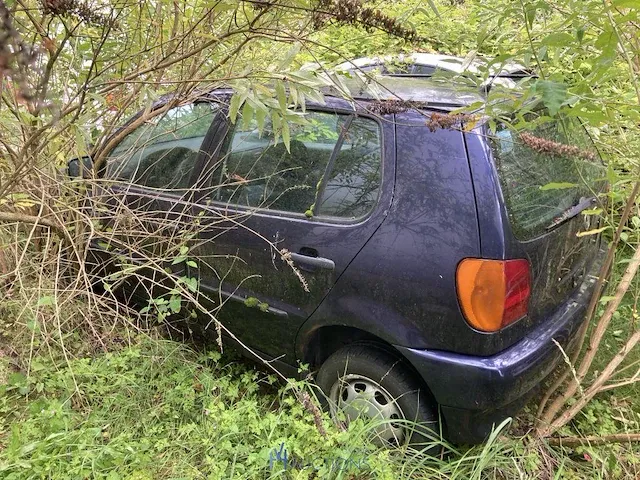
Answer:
[
  {"left": 330, "top": 53, "right": 531, "bottom": 111},
  {"left": 323, "top": 75, "right": 498, "bottom": 112},
  {"left": 202, "top": 83, "right": 482, "bottom": 113},
  {"left": 203, "top": 81, "right": 501, "bottom": 114},
  {"left": 203, "top": 53, "right": 529, "bottom": 113}
]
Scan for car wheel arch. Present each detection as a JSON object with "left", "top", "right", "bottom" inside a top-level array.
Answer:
[{"left": 298, "top": 325, "right": 438, "bottom": 405}]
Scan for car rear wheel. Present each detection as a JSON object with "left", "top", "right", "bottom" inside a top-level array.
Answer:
[{"left": 316, "top": 344, "right": 439, "bottom": 447}]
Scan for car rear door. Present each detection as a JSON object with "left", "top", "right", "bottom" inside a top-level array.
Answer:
[{"left": 189, "top": 106, "right": 394, "bottom": 362}]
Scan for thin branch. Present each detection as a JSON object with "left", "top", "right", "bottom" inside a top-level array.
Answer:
[
  {"left": 0, "top": 211, "right": 63, "bottom": 232},
  {"left": 598, "top": 373, "right": 640, "bottom": 393},
  {"left": 542, "top": 329, "right": 640, "bottom": 435},
  {"left": 547, "top": 433, "right": 640, "bottom": 446}
]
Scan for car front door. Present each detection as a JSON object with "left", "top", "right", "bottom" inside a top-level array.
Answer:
[
  {"left": 190, "top": 106, "right": 394, "bottom": 363},
  {"left": 98, "top": 101, "right": 220, "bottom": 301}
]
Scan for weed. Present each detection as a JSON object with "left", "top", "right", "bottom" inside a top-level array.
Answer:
[{"left": 0, "top": 336, "right": 633, "bottom": 479}]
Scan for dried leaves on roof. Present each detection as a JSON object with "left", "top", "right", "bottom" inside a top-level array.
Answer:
[
  {"left": 426, "top": 112, "right": 479, "bottom": 132},
  {"left": 367, "top": 99, "right": 424, "bottom": 115}
]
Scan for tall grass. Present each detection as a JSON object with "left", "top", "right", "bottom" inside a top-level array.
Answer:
[{"left": 0, "top": 332, "right": 634, "bottom": 479}]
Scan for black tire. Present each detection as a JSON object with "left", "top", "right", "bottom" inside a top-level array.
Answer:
[{"left": 315, "top": 344, "right": 439, "bottom": 448}]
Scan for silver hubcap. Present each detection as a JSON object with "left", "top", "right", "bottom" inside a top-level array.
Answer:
[{"left": 329, "top": 374, "right": 405, "bottom": 445}]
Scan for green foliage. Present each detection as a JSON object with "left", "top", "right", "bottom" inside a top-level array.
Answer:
[
  {"left": 1, "top": 337, "right": 630, "bottom": 479},
  {"left": 243, "top": 296, "right": 260, "bottom": 308},
  {"left": 244, "top": 297, "right": 269, "bottom": 312},
  {"left": 2, "top": 0, "right": 640, "bottom": 477},
  {"left": 0, "top": 338, "right": 382, "bottom": 479},
  {"left": 533, "top": 80, "right": 568, "bottom": 116}
]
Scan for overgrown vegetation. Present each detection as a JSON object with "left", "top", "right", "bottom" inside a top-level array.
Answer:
[
  {"left": 1, "top": 336, "right": 637, "bottom": 479},
  {"left": 1, "top": 0, "right": 640, "bottom": 478}
]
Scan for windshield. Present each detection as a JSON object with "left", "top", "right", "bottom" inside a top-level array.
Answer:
[{"left": 490, "top": 113, "right": 605, "bottom": 240}]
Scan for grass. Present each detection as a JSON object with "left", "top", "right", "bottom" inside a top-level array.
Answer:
[
  {"left": 0, "top": 221, "right": 638, "bottom": 479},
  {"left": 589, "top": 246, "right": 640, "bottom": 405},
  {"left": 0, "top": 334, "right": 637, "bottom": 479}
]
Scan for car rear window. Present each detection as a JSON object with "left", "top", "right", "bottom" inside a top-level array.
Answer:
[{"left": 490, "top": 114, "right": 604, "bottom": 240}]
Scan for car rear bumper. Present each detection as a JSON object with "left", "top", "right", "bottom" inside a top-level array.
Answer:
[{"left": 396, "top": 248, "right": 605, "bottom": 444}]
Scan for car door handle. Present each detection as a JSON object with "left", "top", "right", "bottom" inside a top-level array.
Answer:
[{"left": 289, "top": 252, "right": 335, "bottom": 271}]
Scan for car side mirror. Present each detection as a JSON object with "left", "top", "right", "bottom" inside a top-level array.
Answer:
[{"left": 67, "top": 156, "right": 94, "bottom": 178}]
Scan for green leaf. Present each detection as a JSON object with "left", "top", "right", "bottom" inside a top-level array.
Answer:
[
  {"left": 242, "top": 100, "right": 254, "bottom": 130},
  {"left": 426, "top": 0, "right": 440, "bottom": 18},
  {"left": 541, "top": 33, "right": 575, "bottom": 46},
  {"left": 332, "top": 72, "right": 351, "bottom": 98},
  {"left": 37, "top": 296, "right": 55, "bottom": 307},
  {"left": 281, "top": 121, "right": 290, "bottom": 152},
  {"left": 171, "top": 256, "right": 186, "bottom": 265},
  {"left": 539, "top": 182, "right": 578, "bottom": 190},
  {"left": 26, "top": 319, "right": 40, "bottom": 332},
  {"left": 606, "top": 164, "right": 619, "bottom": 185},
  {"left": 182, "top": 277, "right": 198, "bottom": 293},
  {"left": 534, "top": 80, "right": 568, "bottom": 116},
  {"left": 229, "top": 93, "right": 241, "bottom": 124},
  {"left": 271, "top": 112, "right": 282, "bottom": 145},
  {"left": 278, "top": 42, "right": 301, "bottom": 69},
  {"left": 255, "top": 106, "right": 267, "bottom": 133},
  {"left": 576, "top": 226, "right": 609, "bottom": 237},
  {"left": 525, "top": 4, "right": 537, "bottom": 29},
  {"left": 289, "top": 84, "right": 298, "bottom": 106},
  {"left": 276, "top": 82, "right": 287, "bottom": 111},
  {"left": 186, "top": 260, "right": 198, "bottom": 268},
  {"left": 169, "top": 295, "right": 181, "bottom": 314}
]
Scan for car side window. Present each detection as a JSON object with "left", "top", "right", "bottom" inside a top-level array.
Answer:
[
  {"left": 209, "top": 112, "right": 382, "bottom": 220},
  {"left": 317, "top": 117, "right": 382, "bottom": 218},
  {"left": 106, "top": 103, "right": 217, "bottom": 189}
]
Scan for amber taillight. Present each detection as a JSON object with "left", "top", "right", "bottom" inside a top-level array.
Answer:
[{"left": 456, "top": 258, "right": 531, "bottom": 332}]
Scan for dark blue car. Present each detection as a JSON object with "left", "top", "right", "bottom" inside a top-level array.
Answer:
[{"left": 80, "top": 73, "right": 605, "bottom": 446}]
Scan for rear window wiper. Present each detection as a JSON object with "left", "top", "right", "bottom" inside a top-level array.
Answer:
[{"left": 546, "top": 196, "right": 596, "bottom": 231}]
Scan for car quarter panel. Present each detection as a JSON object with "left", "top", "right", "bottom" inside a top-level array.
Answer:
[{"left": 296, "top": 111, "right": 482, "bottom": 355}]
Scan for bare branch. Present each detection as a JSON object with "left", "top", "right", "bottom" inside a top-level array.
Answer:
[{"left": 546, "top": 434, "right": 640, "bottom": 447}]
